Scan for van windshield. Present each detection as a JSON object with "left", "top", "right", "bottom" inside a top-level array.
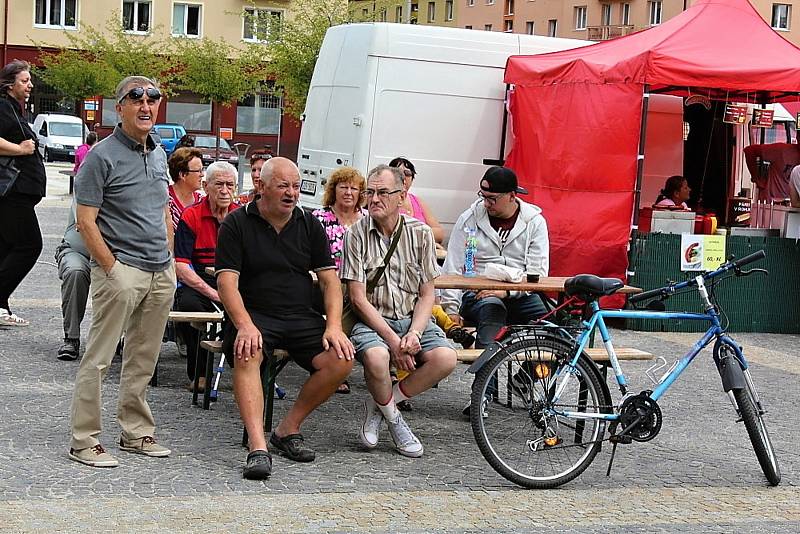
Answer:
[{"left": 50, "top": 123, "right": 84, "bottom": 137}]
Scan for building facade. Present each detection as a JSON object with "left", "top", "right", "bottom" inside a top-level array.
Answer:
[
  {"left": 0, "top": 0, "right": 299, "bottom": 159},
  {"left": 456, "top": 0, "right": 800, "bottom": 46}
]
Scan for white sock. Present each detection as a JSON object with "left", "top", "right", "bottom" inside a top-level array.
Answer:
[
  {"left": 393, "top": 381, "right": 411, "bottom": 403},
  {"left": 377, "top": 396, "right": 400, "bottom": 422}
]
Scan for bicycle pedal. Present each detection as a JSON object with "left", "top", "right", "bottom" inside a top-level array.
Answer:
[{"left": 610, "top": 434, "right": 632, "bottom": 445}]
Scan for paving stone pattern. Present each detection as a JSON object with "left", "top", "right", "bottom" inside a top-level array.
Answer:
[{"left": 0, "top": 196, "right": 797, "bottom": 532}]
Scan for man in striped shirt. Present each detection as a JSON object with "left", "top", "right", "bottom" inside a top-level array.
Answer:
[{"left": 341, "top": 164, "right": 457, "bottom": 459}]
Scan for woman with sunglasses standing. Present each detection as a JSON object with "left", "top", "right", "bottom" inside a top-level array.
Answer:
[
  {"left": 388, "top": 157, "right": 444, "bottom": 244},
  {"left": 0, "top": 60, "right": 46, "bottom": 327}
]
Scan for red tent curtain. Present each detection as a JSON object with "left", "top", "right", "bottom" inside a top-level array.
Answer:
[{"left": 505, "top": 81, "right": 643, "bottom": 293}]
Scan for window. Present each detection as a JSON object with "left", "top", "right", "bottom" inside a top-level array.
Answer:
[
  {"left": 395, "top": 5, "right": 403, "bottom": 22},
  {"left": 504, "top": 20, "right": 513, "bottom": 32},
  {"left": 237, "top": 88, "right": 282, "bottom": 135},
  {"left": 574, "top": 6, "right": 587, "bottom": 30},
  {"left": 362, "top": 8, "right": 369, "bottom": 16},
  {"left": 772, "top": 4, "right": 791, "bottom": 30},
  {"left": 485, "top": 0, "right": 494, "bottom": 5},
  {"left": 243, "top": 8, "right": 282, "bottom": 42},
  {"left": 467, "top": 0, "right": 474, "bottom": 6},
  {"left": 445, "top": 0, "right": 453, "bottom": 20},
  {"left": 379, "top": 8, "right": 387, "bottom": 21},
  {"left": 465, "top": 25, "right": 472, "bottom": 29},
  {"left": 122, "top": 1, "right": 151, "bottom": 32},
  {"left": 648, "top": 1, "right": 662, "bottom": 26},
  {"left": 548, "top": 19, "right": 557, "bottom": 37},
  {"left": 505, "top": 0, "right": 514, "bottom": 15},
  {"left": 621, "top": 3, "right": 631, "bottom": 26},
  {"left": 173, "top": 3, "right": 201, "bottom": 37},
  {"left": 427, "top": 2, "right": 435, "bottom": 22},
  {"left": 34, "top": 0, "right": 77, "bottom": 28},
  {"left": 526, "top": 21, "right": 534, "bottom": 35},
  {"left": 601, "top": 4, "right": 611, "bottom": 26},
  {"left": 167, "top": 92, "right": 212, "bottom": 131},
  {"left": 484, "top": 23, "right": 493, "bottom": 31}
]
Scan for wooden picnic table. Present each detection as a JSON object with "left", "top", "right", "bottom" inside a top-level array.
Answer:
[{"left": 434, "top": 274, "right": 641, "bottom": 295}]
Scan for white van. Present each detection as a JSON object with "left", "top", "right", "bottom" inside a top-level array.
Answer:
[
  {"left": 32, "top": 113, "right": 88, "bottom": 162},
  {"left": 297, "top": 23, "right": 590, "bottom": 235}
]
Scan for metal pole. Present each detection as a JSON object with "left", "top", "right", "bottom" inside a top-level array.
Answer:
[{"left": 627, "top": 86, "right": 651, "bottom": 279}]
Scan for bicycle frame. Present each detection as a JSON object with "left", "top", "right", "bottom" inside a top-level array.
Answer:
[{"left": 554, "top": 275, "right": 749, "bottom": 422}]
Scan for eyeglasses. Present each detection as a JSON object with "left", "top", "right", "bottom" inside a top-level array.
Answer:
[
  {"left": 477, "top": 190, "right": 509, "bottom": 205},
  {"left": 362, "top": 188, "right": 402, "bottom": 200},
  {"left": 185, "top": 167, "right": 204, "bottom": 174},
  {"left": 118, "top": 86, "right": 162, "bottom": 104}
]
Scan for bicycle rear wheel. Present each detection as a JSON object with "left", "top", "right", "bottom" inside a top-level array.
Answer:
[
  {"left": 732, "top": 387, "right": 781, "bottom": 486},
  {"left": 470, "top": 335, "right": 609, "bottom": 489}
]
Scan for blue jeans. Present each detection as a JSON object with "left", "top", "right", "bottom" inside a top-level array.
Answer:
[{"left": 460, "top": 291, "right": 547, "bottom": 397}]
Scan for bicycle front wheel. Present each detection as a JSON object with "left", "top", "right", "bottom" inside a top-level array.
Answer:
[
  {"left": 471, "top": 335, "right": 609, "bottom": 489},
  {"left": 733, "top": 387, "right": 781, "bottom": 486}
]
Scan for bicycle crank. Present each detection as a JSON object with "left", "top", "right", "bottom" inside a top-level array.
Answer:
[{"left": 618, "top": 391, "right": 663, "bottom": 442}]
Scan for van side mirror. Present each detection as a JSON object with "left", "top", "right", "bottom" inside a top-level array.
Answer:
[{"left": 39, "top": 122, "right": 47, "bottom": 136}]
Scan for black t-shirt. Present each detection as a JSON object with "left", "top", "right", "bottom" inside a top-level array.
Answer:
[
  {"left": 0, "top": 95, "right": 46, "bottom": 198},
  {"left": 215, "top": 202, "right": 335, "bottom": 316},
  {"left": 489, "top": 204, "right": 520, "bottom": 245}
]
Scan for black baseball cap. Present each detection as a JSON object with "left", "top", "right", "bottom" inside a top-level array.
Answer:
[{"left": 479, "top": 166, "right": 528, "bottom": 195}]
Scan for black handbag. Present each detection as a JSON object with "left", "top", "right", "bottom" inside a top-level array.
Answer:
[
  {"left": 0, "top": 156, "right": 20, "bottom": 196},
  {"left": 0, "top": 99, "right": 31, "bottom": 197}
]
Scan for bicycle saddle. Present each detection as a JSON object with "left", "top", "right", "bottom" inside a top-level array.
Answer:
[{"left": 564, "top": 274, "right": 624, "bottom": 299}]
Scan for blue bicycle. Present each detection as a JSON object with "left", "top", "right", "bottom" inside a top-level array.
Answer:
[{"left": 468, "top": 250, "right": 780, "bottom": 488}]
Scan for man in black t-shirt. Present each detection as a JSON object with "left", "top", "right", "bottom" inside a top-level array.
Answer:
[{"left": 216, "top": 157, "right": 354, "bottom": 480}]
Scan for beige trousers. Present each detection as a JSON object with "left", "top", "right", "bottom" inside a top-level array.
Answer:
[{"left": 69, "top": 261, "right": 175, "bottom": 450}]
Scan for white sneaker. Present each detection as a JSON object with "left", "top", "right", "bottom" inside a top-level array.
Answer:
[
  {"left": 387, "top": 413, "right": 424, "bottom": 458},
  {"left": 359, "top": 398, "right": 383, "bottom": 449},
  {"left": 0, "top": 308, "right": 28, "bottom": 327}
]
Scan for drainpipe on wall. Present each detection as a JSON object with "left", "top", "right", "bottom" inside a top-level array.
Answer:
[{"left": 2, "top": 0, "right": 9, "bottom": 66}]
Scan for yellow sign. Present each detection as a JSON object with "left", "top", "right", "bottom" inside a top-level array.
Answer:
[{"left": 680, "top": 234, "right": 726, "bottom": 271}]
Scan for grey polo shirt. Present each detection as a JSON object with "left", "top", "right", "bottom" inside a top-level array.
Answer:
[{"left": 74, "top": 125, "right": 172, "bottom": 272}]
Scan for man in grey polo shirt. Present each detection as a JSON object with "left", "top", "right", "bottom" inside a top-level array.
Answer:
[
  {"left": 68, "top": 76, "right": 176, "bottom": 468},
  {"left": 341, "top": 164, "right": 457, "bottom": 459}
]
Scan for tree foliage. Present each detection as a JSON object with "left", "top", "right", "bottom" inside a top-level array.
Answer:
[
  {"left": 35, "top": 15, "right": 176, "bottom": 100},
  {"left": 262, "top": 0, "right": 393, "bottom": 118}
]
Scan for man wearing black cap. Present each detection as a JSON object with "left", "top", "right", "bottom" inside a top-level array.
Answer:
[{"left": 440, "top": 166, "right": 550, "bottom": 415}]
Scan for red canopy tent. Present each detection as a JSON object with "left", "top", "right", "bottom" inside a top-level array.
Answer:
[{"left": 503, "top": 0, "right": 800, "bottom": 295}]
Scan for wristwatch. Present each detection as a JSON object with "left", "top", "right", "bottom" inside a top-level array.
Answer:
[{"left": 409, "top": 329, "right": 423, "bottom": 340}]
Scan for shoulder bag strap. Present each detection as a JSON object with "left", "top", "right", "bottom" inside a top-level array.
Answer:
[{"left": 365, "top": 216, "right": 405, "bottom": 294}]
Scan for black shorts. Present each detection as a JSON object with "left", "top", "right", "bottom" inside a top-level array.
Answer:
[{"left": 223, "top": 310, "right": 326, "bottom": 373}]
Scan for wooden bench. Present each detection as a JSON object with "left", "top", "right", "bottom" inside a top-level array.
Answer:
[{"left": 197, "top": 339, "right": 291, "bottom": 447}]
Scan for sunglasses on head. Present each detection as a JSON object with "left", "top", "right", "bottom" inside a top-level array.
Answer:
[{"left": 119, "top": 86, "right": 162, "bottom": 104}]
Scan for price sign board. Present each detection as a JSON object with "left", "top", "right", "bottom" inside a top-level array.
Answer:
[
  {"left": 723, "top": 103, "right": 748, "bottom": 124},
  {"left": 752, "top": 108, "right": 775, "bottom": 128},
  {"left": 680, "top": 234, "right": 726, "bottom": 271}
]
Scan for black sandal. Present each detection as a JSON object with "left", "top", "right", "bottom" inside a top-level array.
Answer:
[{"left": 243, "top": 450, "right": 272, "bottom": 480}]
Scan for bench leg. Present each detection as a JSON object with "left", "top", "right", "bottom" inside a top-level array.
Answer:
[{"left": 202, "top": 342, "right": 214, "bottom": 410}]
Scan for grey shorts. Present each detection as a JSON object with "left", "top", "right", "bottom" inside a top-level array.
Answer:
[{"left": 351, "top": 317, "right": 454, "bottom": 363}]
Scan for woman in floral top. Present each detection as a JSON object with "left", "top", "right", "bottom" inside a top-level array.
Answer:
[
  {"left": 312, "top": 167, "right": 367, "bottom": 273},
  {"left": 312, "top": 167, "right": 366, "bottom": 394}
]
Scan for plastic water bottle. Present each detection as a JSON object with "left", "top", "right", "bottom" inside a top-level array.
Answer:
[{"left": 463, "top": 227, "right": 478, "bottom": 277}]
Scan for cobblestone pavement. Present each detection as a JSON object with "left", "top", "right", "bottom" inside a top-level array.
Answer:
[{"left": 0, "top": 198, "right": 797, "bottom": 532}]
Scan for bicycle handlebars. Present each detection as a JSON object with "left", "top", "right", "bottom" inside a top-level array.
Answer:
[{"left": 629, "top": 249, "right": 767, "bottom": 304}]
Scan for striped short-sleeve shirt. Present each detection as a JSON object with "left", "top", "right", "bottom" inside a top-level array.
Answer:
[{"left": 340, "top": 214, "right": 440, "bottom": 320}]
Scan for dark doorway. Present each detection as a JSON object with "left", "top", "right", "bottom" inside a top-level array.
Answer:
[{"left": 683, "top": 100, "right": 733, "bottom": 220}]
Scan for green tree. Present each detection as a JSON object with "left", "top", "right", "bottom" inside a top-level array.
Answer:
[
  {"left": 261, "top": 0, "right": 394, "bottom": 118},
  {"left": 172, "top": 36, "right": 270, "bottom": 157},
  {"left": 35, "top": 15, "right": 176, "bottom": 102}
]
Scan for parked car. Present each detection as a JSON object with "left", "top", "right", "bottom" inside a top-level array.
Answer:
[
  {"left": 151, "top": 123, "right": 187, "bottom": 156},
  {"left": 193, "top": 135, "right": 240, "bottom": 168},
  {"left": 32, "top": 113, "right": 88, "bottom": 162}
]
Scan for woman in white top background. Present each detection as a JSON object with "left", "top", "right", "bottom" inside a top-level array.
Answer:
[{"left": 654, "top": 175, "right": 691, "bottom": 209}]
